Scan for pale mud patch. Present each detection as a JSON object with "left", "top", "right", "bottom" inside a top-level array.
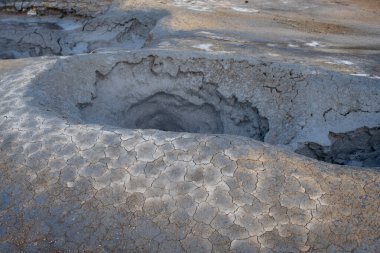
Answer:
[
  {"left": 192, "top": 43, "right": 213, "bottom": 51},
  {"left": 231, "top": 7, "right": 259, "bottom": 13}
]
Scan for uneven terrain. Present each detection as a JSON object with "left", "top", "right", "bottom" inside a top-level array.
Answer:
[{"left": 0, "top": 0, "right": 379, "bottom": 252}]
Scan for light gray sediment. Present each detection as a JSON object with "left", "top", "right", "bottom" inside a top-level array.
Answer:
[
  {"left": 0, "top": 1, "right": 380, "bottom": 251},
  {"left": 31, "top": 51, "right": 380, "bottom": 166}
]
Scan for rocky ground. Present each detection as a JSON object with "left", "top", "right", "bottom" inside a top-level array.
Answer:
[{"left": 0, "top": 0, "right": 379, "bottom": 252}]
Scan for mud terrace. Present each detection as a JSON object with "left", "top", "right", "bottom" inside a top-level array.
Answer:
[{"left": 0, "top": 0, "right": 380, "bottom": 252}]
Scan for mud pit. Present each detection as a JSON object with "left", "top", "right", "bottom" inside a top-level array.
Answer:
[
  {"left": 0, "top": 4, "right": 378, "bottom": 168},
  {"left": 1, "top": 52, "right": 379, "bottom": 253},
  {"left": 0, "top": 13, "right": 159, "bottom": 59},
  {"left": 78, "top": 69, "right": 269, "bottom": 141},
  {"left": 1, "top": 1, "right": 380, "bottom": 252},
  {"left": 30, "top": 53, "right": 379, "bottom": 167},
  {"left": 296, "top": 127, "right": 380, "bottom": 167}
]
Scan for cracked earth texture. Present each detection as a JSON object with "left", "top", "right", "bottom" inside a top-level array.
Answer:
[
  {"left": 1, "top": 0, "right": 380, "bottom": 252},
  {"left": 1, "top": 51, "right": 379, "bottom": 252},
  {"left": 0, "top": 0, "right": 112, "bottom": 16},
  {"left": 0, "top": 11, "right": 162, "bottom": 59}
]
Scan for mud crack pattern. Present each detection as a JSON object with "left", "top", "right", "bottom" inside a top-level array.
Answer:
[{"left": 0, "top": 54, "right": 379, "bottom": 252}]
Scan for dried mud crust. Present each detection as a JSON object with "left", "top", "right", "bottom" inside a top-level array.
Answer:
[
  {"left": 0, "top": 1, "right": 379, "bottom": 251},
  {"left": 1, "top": 129, "right": 380, "bottom": 252},
  {"left": 20, "top": 52, "right": 380, "bottom": 168},
  {"left": 0, "top": 0, "right": 113, "bottom": 17},
  {"left": 0, "top": 12, "right": 162, "bottom": 59},
  {"left": 1, "top": 62, "right": 380, "bottom": 251}
]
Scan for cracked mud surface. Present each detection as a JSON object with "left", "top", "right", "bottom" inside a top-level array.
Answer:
[
  {"left": 0, "top": 0, "right": 380, "bottom": 252},
  {"left": 33, "top": 53, "right": 380, "bottom": 167},
  {"left": 1, "top": 52, "right": 379, "bottom": 252},
  {"left": 1, "top": 128, "right": 380, "bottom": 252},
  {"left": 0, "top": 12, "right": 161, "bottom": 59}
]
